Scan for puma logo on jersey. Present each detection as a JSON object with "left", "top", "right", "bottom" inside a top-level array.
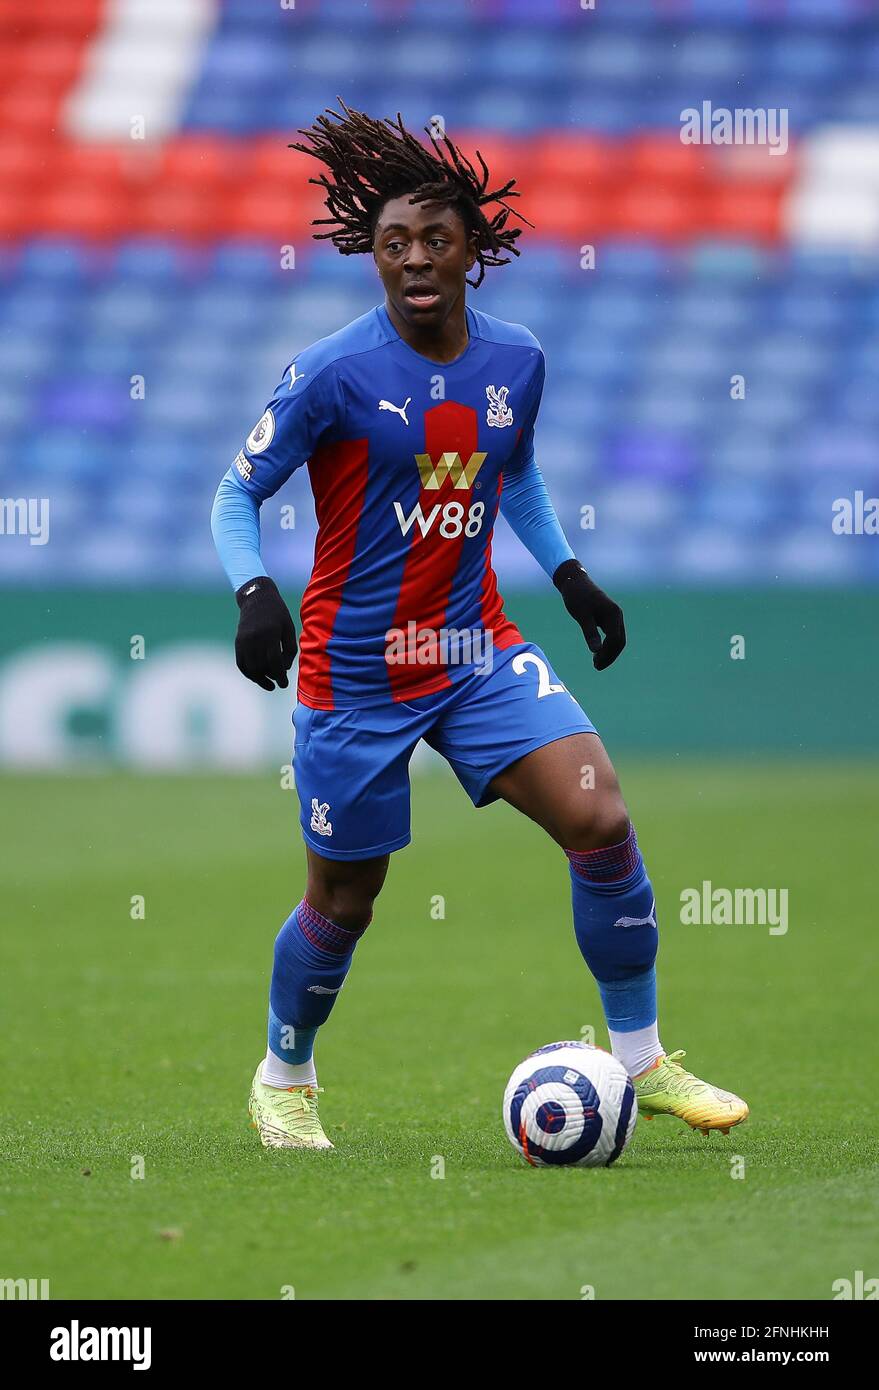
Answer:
[
  {"left": 378, "top": 396, "right": 411, "bottom": 425},
  {"left": 415, "top": 450, "right": 487, "bottom": 490},
  {"left": 288, "top": 363, "right": 305, "bottom": 389},
  {"left": 614, "top": 900, "right": 657, "bottom": 930},
  {"left": 486, "top": 384, "right": 513, "bottom": 428}
]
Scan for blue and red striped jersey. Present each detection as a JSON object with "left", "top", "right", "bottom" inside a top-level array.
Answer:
[{"left": 232, "top": 302, "right": 545, "bottom": 709}]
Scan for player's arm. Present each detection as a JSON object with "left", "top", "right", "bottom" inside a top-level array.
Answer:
[
  {"left": 211, "top": 474, "right": 296, "bottom": 691},
  {"left": 211, "top": 359, "right": 343, "bottom": 690},
  {"left": 500, "top": 352, "right": 626, "bottom": 671}
]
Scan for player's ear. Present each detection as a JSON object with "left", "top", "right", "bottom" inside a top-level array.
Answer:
[{"left": 464, "top": 232, "right": 478, "bottom": 272}]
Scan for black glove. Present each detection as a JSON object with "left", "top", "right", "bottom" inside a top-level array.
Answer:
[
  {"left": 234, "top": 576, "right": 297, "bottom": 691},
  {"left": 553, "top": 559, "right": 626, "bottom": 671}
]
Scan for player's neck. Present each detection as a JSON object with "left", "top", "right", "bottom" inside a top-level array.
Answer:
[{"left": 383, "top": 296, "right": 469, "bottom": 364}]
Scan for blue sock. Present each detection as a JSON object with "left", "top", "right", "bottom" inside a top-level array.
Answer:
[
  {"left": 263, "top": 900, "right": 368, "bottom": 1083},
  {"left": 566, "top": 824, "right": 663, "bottom": 1077}
]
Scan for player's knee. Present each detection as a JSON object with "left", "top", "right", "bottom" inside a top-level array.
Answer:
[
  {"left": 560, "top": 792, "right": 630, "bottom": 854},
  {"left": 306, "top": 856, "right": 387, "bottom": 931},
  {"left": 318, "top": 882, "right": 382, "bottom": 931}
]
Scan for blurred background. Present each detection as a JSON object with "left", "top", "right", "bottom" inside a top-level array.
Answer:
[
  {"left": 1, "top": 0, "right": 878, "bottom": 768},
  {"left": 4, "top": 2, "right": 878, "bottom": 1304}
]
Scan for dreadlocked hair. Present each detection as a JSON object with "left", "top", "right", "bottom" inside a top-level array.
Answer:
[{"left": 288, "top": 98, "right": 532, "bottom": 289}]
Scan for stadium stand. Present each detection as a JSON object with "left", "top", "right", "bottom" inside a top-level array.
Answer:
[{"left": 1, "top": 0, "right": 878, "bottom": 585}]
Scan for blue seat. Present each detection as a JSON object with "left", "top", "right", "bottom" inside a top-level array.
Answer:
[
  {"left": 18, "top": 239, "right": 94, "bottom": 284},
  {"left": 786, "top": 0, "right": 862, "bottom": 26},
  {"left": 463, "top": 88, "right": 550, "bottom": 133},
  {"left": 112, "top": 238, "right": 205, "bottom": 285},
  {"left": 0, "top": 387, "right": 27, "bottom": 432},
  {"left": 199, "top": 36, "right": 285, "bottom": 87},
  {"left": 292, "top": 34, "right": 365, "bottom": 83},
  {"left": 669, "top": 33, "right": 755, "bottom": 83},
  {"left": 578, "top": 288, "right": 658, "bottom": 336},
  {"left": 295, "top": 0, "right": 398, "bottom": 25},
  {"left": 859, "top": 35, "right": 879, "bottom": 76},
  {"left": 2, "top": 284, "right": 82, "bottom": 334},
  {"left": 184, "top": 85, "right": 265, "bottom": 133},
  {"left": 667, "top": 290, "right": 755, "bottom": 336},
  {"left": 763, "top": 31, "right": 847, "bottom": 82},
  {"left": 209, "top": 241, "right": 290, "bottom": 285},
  {"left": 0, "top": 336, "right": 59, "bottom": 379},
  {"left": 688, "top": 0, "right": 763, "bottom": 22},
  {"left": 838, "top": 85, "right": 879, "bottom": 122},
  {"left": 221, "top": 0, "right": 289, "bottom": 26},
  {"left": 88, "top": 283, "right": 175, "bottom": 336},
  {"left": 568, "top": 33, "right": 656, "bottom": 85},
  {"left": 496, "top": 0, "right": 570, "bottom": 23},
  {"left": 379, "top": 32, "right": 468, "bottom": 83},
  {"left": 600, "top": 241, "right": 667, "bottom": 279},
  {"left": 478, "top": 33, "right": 561, "bottom": 83}
]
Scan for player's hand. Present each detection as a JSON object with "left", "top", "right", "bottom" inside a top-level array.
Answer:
[
  {"left": 234, "top": 576, "right": 297, "bottom": 691},
  {"left": 553, "top": 559, "right": 626, "bottom": 671}
]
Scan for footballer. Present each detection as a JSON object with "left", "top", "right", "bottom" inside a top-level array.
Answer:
[{"left": 211, "top": 102, "right": 748, "bottom": 1150}]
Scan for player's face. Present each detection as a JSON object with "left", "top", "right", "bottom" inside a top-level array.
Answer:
[{"left": 373, "top": 196, "right": 477, "bottom": 332}]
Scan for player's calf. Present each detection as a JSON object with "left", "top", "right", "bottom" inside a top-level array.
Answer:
[
  {"left": 262, "top": 898, "right": 368, "bottom": 1088},
  {"left": 566, "top": 821, "right": 663, "bottom": 1080}
]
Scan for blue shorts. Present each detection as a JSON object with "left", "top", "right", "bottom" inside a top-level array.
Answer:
[{"left": 292, "top": 641, "right": 595, "bottom": 860}]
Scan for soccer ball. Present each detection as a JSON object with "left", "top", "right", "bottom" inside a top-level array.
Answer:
[{"left": 503, "top": 1041, "right": 637, "bottom": 1168}]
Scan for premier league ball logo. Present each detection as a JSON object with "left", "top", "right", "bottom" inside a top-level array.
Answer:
[{"left": 245, "top": 408, "right": 276, "bottom": 455}]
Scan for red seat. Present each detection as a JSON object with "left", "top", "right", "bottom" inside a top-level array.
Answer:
[
  {"left": 224, "top": 184, "right": 315, "bottom": 240},
  {"left": 36, "top": 180, "right": 137, "bottom": 239},
  {"left": 1, "top": 0, "right": 104, "bottom": 38},
  {"left": 138, "top": 182, "right": 224, "bottom": 241},
  {"left": 714, "top": 143, "right": 796, "bottom": 185},
  {"left": 0, "top": 80, "right": 65, "bottom": 134},
  {"left": 0, "top": 37, "right": 23, "bottom": 72},
  {"left": 0, "top": 134, "right": 53, "bottom": 183},
  {"left": 613, "top": 183, "right": 704, "bottom": 242},
  {"left": 452, "top": 131, "right": 524, "bottom": 186},
  {"left": 55, "top": 140, "right": 130, "bottom": 187},
  {"left": 15, "top": 34, "right": 86, "bottom": 86},
  {"left": 706, "top": 182, "right": 784, "bottom": 243},
  {"left": 159, "top": 136, "right": 246, "bottom": 190},
  {"left": 249, "top": 136, "right": 310, "bottom": 184},
  {"left": 521, "top": 179, "right": 614, "bottom": 240},
  {"left": 527, "top": 133, "right": 617, "bottom": 190},
  {"left": 627, "top": 133, "right": 710, "bottom": 184},
  {"left": 0, "top": 188, "right": 34, "bottom": 240}
]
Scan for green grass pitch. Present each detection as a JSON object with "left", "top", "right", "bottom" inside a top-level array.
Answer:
[{"left": 1, "top": 763, "right": 876, "bottom": 1301}]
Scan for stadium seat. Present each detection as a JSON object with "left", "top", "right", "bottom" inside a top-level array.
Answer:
[{"left": 0, "top": 4, "right": 874, "bottom": 586}]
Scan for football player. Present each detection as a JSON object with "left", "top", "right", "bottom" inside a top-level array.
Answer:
[{"left": 211, "top": 102, "right": 748, "bottom": 1149}]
